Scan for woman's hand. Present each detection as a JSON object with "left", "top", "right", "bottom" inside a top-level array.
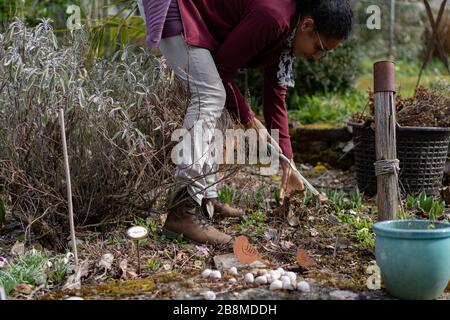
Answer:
[
  {"left": 244, "top": 117, "right": 304, "bottom": 199},
  {"left": 280, "top": 158, "right": 305, "bottom": 200}
]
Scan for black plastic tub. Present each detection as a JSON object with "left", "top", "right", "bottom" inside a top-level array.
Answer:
[{"left": 348, "top": 121, "right": 450, "bottom": 197}]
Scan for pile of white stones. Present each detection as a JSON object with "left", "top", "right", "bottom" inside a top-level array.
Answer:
[{"left": 200, "top": 267, "right": 311, "bottom": 299}]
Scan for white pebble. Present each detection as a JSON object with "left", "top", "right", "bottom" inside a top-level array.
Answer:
[
  {"left": 276, "top": 267, "right": 285, "bottom": 275},
  {"left": 297, "top": 281, "right": 311, "bottom": 293},
  {"left": 269, "top": 270, "right": 281, "bottom": 280},
  {"left": 255, "top": 275, "right": 268, "bottom": 285},
  {"left": 202, "top": 291, "right": 216, "bottom": 300},
  {"left": 201, "top": 269, "right": 212, "bottom": 278},
  {"left": 282, "top": 280, "right": 295, "bottom": 290},
  {"left": 229, "top": 267, "right": 238, "bottom": 275},
  {"left": 280, "top": 275, "right": 291, "bottom": 283},
  {"left": 210, "top": 270, "right": 222, "bottom": 279},
  {"left": 285, "top": 272, "right": 297, "bottom": 282},
  {"left": 244, "top": 273, "right": 254, "bottom": 284},
  {"left": 291, "top": 279, "right": 297, "bottom": 288},
  {"left": 228, "top": 278, "right": 237, "bottom": 284},
  {"left": 269, "top": 280, "right": 283, "bottom": 291}
]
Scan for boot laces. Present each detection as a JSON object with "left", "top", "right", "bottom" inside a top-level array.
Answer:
[{"left": 196, "top": 207, "right": 211, "bottom": 228}]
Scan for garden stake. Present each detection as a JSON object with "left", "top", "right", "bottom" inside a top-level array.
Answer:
[
  {"left": 126, "top": 226, "right": 149, "bottom": 275},
  {"left": 267, "top": 143, "right": 328, "bottom": 202},
  {"left": 373, "top": 61, "right": 399, "bottom": 221},
  {"left": 0, "top": 286, "right": 5, "bottom": 300},
  {"left": 136, "top": 241, "right": 141, "bottom": 274},
  {"left": 59, "top": 108, "right": 78, "bottom": 266}
]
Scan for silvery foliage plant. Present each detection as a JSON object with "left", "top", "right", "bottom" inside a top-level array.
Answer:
[{"left": 0, "top": 18, "right": 187, "bottom": 247}]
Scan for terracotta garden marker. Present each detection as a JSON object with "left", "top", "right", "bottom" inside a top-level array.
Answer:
[
  {"left": 296, "top": 248, "right": 316, "bottom": 269},
  {"left": 233, "top": 236, "right": 262, "bottom": 265}
]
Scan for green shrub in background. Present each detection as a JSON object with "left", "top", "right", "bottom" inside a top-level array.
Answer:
[
  {"left": 0, "top": 0, "right": 80, "bottom": 31},
  {"left": 87, "top": 3, "right": 146, "bottom": 59},
  {"left": 237, "top": 38, "right": 362, "bottom": 116},
  {"left": 290, "top": 39, "right": 362, "bottom": 97},
  {"left": 0, "top": 0, "right": 145, "bottom": 59}
]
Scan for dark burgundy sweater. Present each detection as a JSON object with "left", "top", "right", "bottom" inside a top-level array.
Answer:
[{"left": 165, "top": 0, "right": 298, "bottom": 158}]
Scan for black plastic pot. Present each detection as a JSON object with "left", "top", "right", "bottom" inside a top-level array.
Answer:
[{"left": 348, "top": 121, "right": 450, "bottom": 197}]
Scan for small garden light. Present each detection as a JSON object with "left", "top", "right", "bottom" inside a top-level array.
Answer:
[{"left": 126, "top": 226, "right": 149, "bottom": 274}]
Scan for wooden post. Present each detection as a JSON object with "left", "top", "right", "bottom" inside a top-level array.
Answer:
[{"left": 373, "top": 61, "right": 398, "bottom": 221}]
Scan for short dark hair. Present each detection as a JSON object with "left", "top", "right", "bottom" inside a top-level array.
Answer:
[{"left": 295, "top": 0, "right": 354, "bottom": 40}]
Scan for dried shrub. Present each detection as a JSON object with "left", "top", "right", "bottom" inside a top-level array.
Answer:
[
  {"left": 0, "top": 19, "right": 196, "bottom": 247},
  {"left": 350, "top": 86, "right": 450, "bottom": 127},
  {"left": 396, "top": 87, "right": 450, "bottom": 127}
]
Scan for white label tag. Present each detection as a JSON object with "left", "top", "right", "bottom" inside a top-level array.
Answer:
[{"left": 127, "top": 226, "right": 149, "bottom": 240}]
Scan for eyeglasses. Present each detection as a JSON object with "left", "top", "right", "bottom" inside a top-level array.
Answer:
[{"left": 315, "top": 30, "right": 330, "bottom": 58}]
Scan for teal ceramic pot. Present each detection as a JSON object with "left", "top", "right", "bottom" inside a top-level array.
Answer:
[{"left": 373, "top": 220, "right": 450, "bottom": 300}]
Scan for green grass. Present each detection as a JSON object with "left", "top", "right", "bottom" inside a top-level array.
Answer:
[
  {"left": 254, "top": 186, "right": 267, "bottom": 210},
  {"left": 406, "top": 192, "right": 446, "bottom": 221},
  {"left": 145, "top": 258, "right": 161, "bottom": 272},
  {"left": 132, "top": 216, "right": 162, "bottom": 240},
  {"left": 48, "top": 258, "right": 69, "bottom": 283},
  {"left": 318, "top": 188, "right": 373, "bottom": 249},
  {"left": 321, "top": 188, "right": 364, "bottom": 213},
  {"left": 106, "top": 234, "right": 126, "bottom": 245},
  {"left": 349, "top": 189, "right": 363, "bottom": 211},
  {"left": 360, "top": 58, "right": 447, "bottom": 78},
  {"left": 273, "top": 187, "right": 281, "bottom": 206},
  {"left": 357, "top": 58, "right": 450, "bottom": 97},
  {"left": 302, "top": 189, "right": 315, "bottom": 207},
  {"left": 0, "top": 250, "right": 69, "bottom": 296},
  {"left": 337, "top": 212, "right": 375, "bottom": 250},
  {"left": 218, "top": 185, "right": 233, "bottom": 205},
  {"left": 239, "top": 211, "right": 267, "bottom": 236},
  {"left": 323, "top": 189, "right": 347, "bottom": 213},
  {"left": 288, "top": 90, "right": 368, "bottom": 126}
]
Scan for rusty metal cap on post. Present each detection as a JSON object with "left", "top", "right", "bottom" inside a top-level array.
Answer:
[{"left": 373, "top": 61, "right": 396, "bottom": 93}]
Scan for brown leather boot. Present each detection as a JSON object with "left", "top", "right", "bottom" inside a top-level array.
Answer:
[
  {"left": 202, "top": 198, "right": 245, "bottom": 219},
  {"left": 162, "top": 187, "right": 233, "bottom": 246}
]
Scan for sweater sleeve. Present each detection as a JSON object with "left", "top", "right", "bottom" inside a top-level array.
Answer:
[
  {"left": 213, "top": 10, "right": 284, "bottom": 125},
  {"left": 262, "top": 63, "right": 293, "bottom": 159}
]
